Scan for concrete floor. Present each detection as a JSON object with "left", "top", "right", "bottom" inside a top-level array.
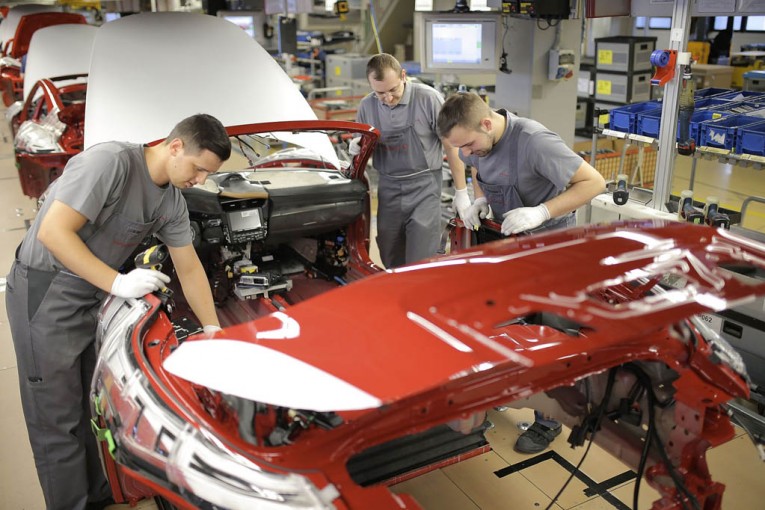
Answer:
[{"left": 1, "top": 123, "right": 765, "bottom": 509}]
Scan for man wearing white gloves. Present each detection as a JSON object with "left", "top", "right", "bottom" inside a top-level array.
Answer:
[
  {"left": 5, "top": 114, "right": 230, "bottom": 510},
  {"left": 438, "top": 92, "right": 604, "bottom": 236},
  {"left": 352, "top": 53, "right": 468, "bottom": 268},
  {"left": 437, "top": 93, "right": 604, "bottom": 454}
]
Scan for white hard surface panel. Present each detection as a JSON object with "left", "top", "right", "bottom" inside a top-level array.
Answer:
[
  {"left": 0, "top": 3, "right": 62, "bottom": 47},
  {"left": 163, "top": 339, "right": 382, "bottom": 412},
  {"left": 84, "top": 12, "right": 336, "bottom": 166},
  {"left": 23, "top": 24, "right": 97, "bottom": 100}
]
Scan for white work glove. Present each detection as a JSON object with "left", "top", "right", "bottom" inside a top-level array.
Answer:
[
  {"left": 452, "top": 187, "right": 472, "bottom": 221},
  {"left": 501, "top": 204, "right": 550, "bottom": 236},
  {"left": 203, "top": 325, "right": 223, "bottom": 338},
  {"left": 463, "top": 196, "right": 491, "bottom": 230},
  {"left": 348, "top": 137, "right": 361, "bottom": 156},
  {"left": 110, "top": 268, "right": 171, "bottom": 298}
]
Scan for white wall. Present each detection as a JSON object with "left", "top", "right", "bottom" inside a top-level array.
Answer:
[{"left": 494, "top": 17, "right": 581, "bottom": 145}]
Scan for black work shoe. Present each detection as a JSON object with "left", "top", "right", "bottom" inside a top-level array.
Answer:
[{"left": 514, "top": 421, "right": 562, "bottom": 454}]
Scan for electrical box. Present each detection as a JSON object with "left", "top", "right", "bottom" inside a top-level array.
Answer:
[
  {"left": 326, "top": 54, "right": 369, "bottom": 81},
  {"left": 490, "top": 0, "right": 570, "bottom": 19},
  {"left": 549, "top": 48, "right": 575, "bottom": 81},
  {"left": 595, "top": 70, "right": 652, "bottom": 104},
  {"left": 595, "top": 36, "right": 657, "bottom": 74}
]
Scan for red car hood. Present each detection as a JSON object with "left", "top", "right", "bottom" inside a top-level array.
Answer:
[{"left": 165, "top": 221, "right": 765, "bottom": 409}]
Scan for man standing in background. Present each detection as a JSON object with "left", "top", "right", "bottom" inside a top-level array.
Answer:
[{"left": 350, "top": 53, "right": 470, "bottom": 268}]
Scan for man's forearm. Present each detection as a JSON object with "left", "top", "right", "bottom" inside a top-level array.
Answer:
[{"left": 178, "top": 264, "right": 219, "bottom": 327}]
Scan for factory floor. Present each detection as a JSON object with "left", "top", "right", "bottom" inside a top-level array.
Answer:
[{"left": 0, "top": 123, "right": 764, "bottom": 509}]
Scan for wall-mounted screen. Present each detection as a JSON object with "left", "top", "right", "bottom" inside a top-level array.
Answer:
[
  {"left": 420, "top": 13, "right": 499, "bottom": 73},
  {"left": 217, "top": 10, "right": 267, "bottom": 47}
]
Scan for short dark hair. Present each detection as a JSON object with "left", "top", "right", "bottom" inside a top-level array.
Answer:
[
  {"left": 165, "top": 113, "right": 231, "bottom": 161},
  {"left": 437, "top": 92, "right": 492, "bottom": 138},
  {"left": 366, "top": 53, "right": 402, "bottom": 82}
]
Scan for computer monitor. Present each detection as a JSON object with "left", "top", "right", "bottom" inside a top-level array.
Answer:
[
  {"left": 420, "top": 13, "right": 499, "bottom": 73},
  {"left": 217, "top": 10, "right": 267, "bottom": 47}
]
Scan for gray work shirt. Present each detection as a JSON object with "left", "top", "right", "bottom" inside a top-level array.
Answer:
[
  {"left": 19, "top": 142, "right": 192, "bottom": 272},
  {"left": 356, "top": 80, "right": 446, "bottom": 171},
  {"left": 461, "top": 110, "right": 583, "bottom": 216}
]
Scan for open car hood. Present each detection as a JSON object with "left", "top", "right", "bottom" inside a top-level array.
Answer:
[
  {"left": 165, "top": 221, "right": 765, "bottom": 410},
  {"left": 0, "top": 3, "right": 60, "bottom": 50},
  {"left": 84, "top": 12, "right": 337, "bottom": 166},
  {"left": 23, "top": 24, "right": 95, "bottom": 100}
]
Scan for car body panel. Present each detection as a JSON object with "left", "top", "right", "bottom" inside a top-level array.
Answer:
[
  {"left": 82, "top": 10, "right": 765, "bottom": 510},
  {"left": 166, "top": 222, "right": 764, "bottom": 408},
  {"left": 12, "top": 25, "right": 95, "bottom": 198},
  {"left": 0, "top": 12, "right": 87, "bottom": 105},
  {"left": 94, "top": 220, "right": 765, "bottom": 509},
  {"left": 23, "top": 24, "right": 96, "bottom": 100},
  {"left": 0, "top": 3, "right": 61, "bottom": 52},
  {"left": 84, "top": 12, "right": 336, "bottom": 168}
]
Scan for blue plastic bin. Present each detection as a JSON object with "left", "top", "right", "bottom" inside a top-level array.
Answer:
[
  {"left": 694, "top": 87, "right": 730, "bottom": 99},
  {"left": 711, "top": 90, "right": 765, "bottom": 102},
  {"left": 609, "top": 101, "right": 662, "bottom": 134},
  {"left": 694, "top": 97, "right": 734, "bottom": 110},
  {"left": 699, "top": 114, "right": 765, "bottom": 150},
  {"left": 716, "top": 100, "right": 765, "bottom": 115},
  {"left": 637, "top": 109, "right": 731, "bottom": 141},
  {"left": 636, "top": 109, "right": 663, "bottom": 137},
  {"left": 735, "top": 120, "right": 765, "bottom": 155}
]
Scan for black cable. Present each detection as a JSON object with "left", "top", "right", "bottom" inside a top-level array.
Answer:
[
  {"left": 544, "top": 368, "right": 618, "bottom": 510},
  {"left": 622, "top": 363, "right": 700, "bottom": 510}
]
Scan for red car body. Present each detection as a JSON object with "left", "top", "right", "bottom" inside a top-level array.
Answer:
[
  {"left": 92, "top": 173, "right": 765, "bottom": 509},
  {"left": 13, "top": 75, "right": 86, "bottom": 198},
  {"left": 0, "top": 12, "right": 87, "bottom": 106}
]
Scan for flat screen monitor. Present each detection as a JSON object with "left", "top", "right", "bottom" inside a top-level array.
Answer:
[
  {"left": 227, "top": 208, "right": 263, "bottom": 233},
  {"left": 421, "top": 14, "right": 498, "bottom": 73},
  {"left": 217, "top": 10, "right": 267, "bottom": 47}
]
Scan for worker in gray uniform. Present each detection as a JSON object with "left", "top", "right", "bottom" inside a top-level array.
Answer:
[
  {"left": 349, "top": 53, "right": 468, "bottom": 268},
  {"left": 5, "top": 114, "right": 231, "bottom": 510},
  {"left": 437, "top": 92, "right": 605, "bottom": 453}
]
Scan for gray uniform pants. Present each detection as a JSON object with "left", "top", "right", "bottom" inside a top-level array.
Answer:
[
  {"left": 376, "top": 170, "right": 442, "bottom": 269},
  {"left": 6, "top": 261, "right": 110, "bottom": 510}
]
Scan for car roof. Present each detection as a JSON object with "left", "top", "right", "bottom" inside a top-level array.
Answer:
[
  {"left": 84, "top": 12, "right": 336, "bottom": 165},
  {"left": 23, "top": 24, "right": 96, "bottom": 100}
]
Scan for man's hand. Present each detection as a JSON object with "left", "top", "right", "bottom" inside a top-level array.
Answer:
[
  {"left": 203, "top": 325, "right": 223, "bottom": 338},
  {"left": 501, "top": 204, "right": 550, "bottom": 236},
  {"left": 348, "top": 137, "right": 361, "bottom": 156},
  {"left": 110, "top": 268, "right": 171, "bottom": 298},
  {"left": 452, "top": 188, "right": 471, "bottom": 221},
  {"left": 463, "top": 197, "right": 491, "bottom": 230}
]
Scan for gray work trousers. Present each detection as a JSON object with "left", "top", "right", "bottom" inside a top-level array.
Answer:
[
  {"left": 376, "top": 170, "right": 442, "bottom": 269},
  {"left": 6, "top": 261, "right": 110, "bottom": 510}
]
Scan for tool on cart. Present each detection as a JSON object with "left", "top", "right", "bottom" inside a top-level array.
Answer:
[
  {"left": 613, "top": 173, "right": 629, "bottom": 205},
  {"left": 703, "top": 196, "right": 731, "bottom": 229},
  {"left": 677, "top": 64, "right": 697, "bottom": 156},
  {"left": 679, "top": 190, "right": 704, "bottom": 224}
]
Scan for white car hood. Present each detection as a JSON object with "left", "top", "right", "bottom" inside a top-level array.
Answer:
[
  {"left": 0, "top": 3, "right": 61, "bottom": 49},
  {"left": 24, "top": 24, "right": 96, "bottom": 100},
  {"left": 84, "top": 12, "right": 335, "bottom": 166}
]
